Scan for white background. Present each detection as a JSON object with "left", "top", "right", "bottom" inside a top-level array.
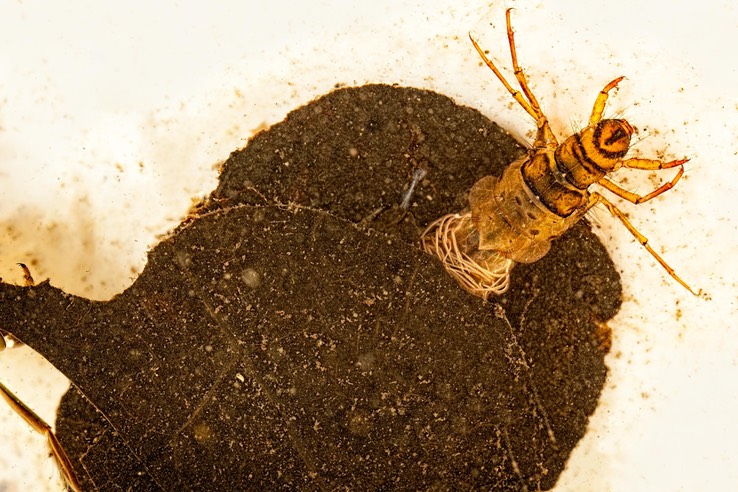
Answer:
[{"left": 0, "top": 1, "right": 736, "bottom": 490}]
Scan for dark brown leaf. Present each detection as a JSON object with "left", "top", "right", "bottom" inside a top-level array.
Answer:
[{"left": 0, "top": 85, "right": 620, "bottom": 490}]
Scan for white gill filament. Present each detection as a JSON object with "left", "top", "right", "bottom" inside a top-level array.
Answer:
[{"left": 421, "top": 213, "right": 515, "bottom": 300}]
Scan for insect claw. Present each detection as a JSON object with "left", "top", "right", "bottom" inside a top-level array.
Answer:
[{"left": 603, "top": 76, "right": 626, "bottom": 92}]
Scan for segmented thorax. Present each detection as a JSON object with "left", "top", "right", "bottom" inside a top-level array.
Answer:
[
  {"left": 554, "top": 119, "right": 634, "bottom": 189},
  {"left": 467, "top": 119, "right": 635, "bottom": 264},
  {"left": 469, "top": 155, "right": 580, "bottom": 264}
]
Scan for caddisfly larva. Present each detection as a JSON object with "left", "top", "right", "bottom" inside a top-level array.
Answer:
[{"left": 422, "top": 9, "right": 697, "bottom": 300}]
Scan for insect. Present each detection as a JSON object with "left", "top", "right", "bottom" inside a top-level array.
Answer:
[
  {"left": 422, "top": 9, "right": 697, "bottom": 300},
  {"left": 0, "top": 265, "right": 82, "bottom": 492}
]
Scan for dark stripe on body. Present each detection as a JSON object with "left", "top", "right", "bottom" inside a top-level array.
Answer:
[{"left": 593, "top": 123, "right": 629, "bottom": 160}]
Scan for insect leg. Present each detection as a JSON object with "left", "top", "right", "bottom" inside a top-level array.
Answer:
[
  {"left": 504, "top": 9, "right": 558, "bottom": 149},
  {"left": 469, "top": 33, "right": 539, "bottom": 121},
  {"left": 0, "top": 380, "right": 82, "bottom": 492},
  {"left": 606, "top": 156, "right": 688, "bottom": 203},
  {"left": 470, "top": 11, "right": 558, "bottom": 149},
  {"left": 598, "top": 164, "right": 684, "bottom": 204},
  {"left": 504, "top": 9, "right": 546, "bottom": 122},
  {"left": 588, "top": 192, "right": 698, "bottom": 295},
  {"left": 621, "top": 157, "right": 688, "bottom": 171},
  {"left": 589, "top": 77, "right": 625, "bottom": 126}
]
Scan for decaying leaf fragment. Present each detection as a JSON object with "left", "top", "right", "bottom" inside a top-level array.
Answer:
[{"left": 0, "top": 85, "right": 621, "bottom": 490}]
